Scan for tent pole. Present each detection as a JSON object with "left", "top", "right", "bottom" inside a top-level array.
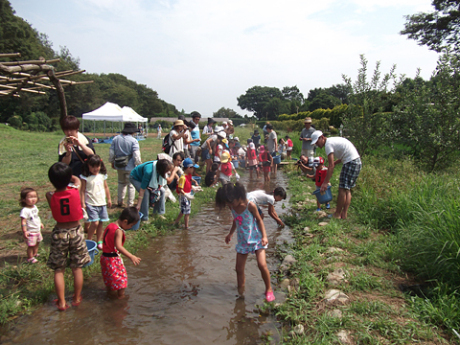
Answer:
[
  {"left": 104, "top": 121, "right": 106, "bottom": 137},
  {"left": 93, "top": 120, "right": 95, "bottom": 137}
]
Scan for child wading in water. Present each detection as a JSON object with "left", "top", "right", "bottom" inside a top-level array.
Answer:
[
  {"left": 80, "top": 155, "right": 112, "bottom": 250},
  {"left": 172, "top": 157, "right": 198, "bottom": 229},
  {"left": 259, "top": 145, "right": 273, "bottom": 182},
  {"left": 46, "top": 162, "right": 91, "bottom": 311},
  {"left": 20, "top": 188, "right": 44, "bottom": 263},
  {"left": 216, "top": 182, "right": 275, "bottom": 302},
  {"left": 246, "top": 142, "right": 259, "bottom": 179},
  {"left": 101, "top": 207, "right": 141, "bottom": 299}
]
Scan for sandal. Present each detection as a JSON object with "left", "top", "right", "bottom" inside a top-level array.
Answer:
[
  {"left": 54, "top": 299, "right": 70, "bottom": 311},
  {"left": 72, "top": 296, "right": 83, "bottom": 307},
  {"left": 27, "top": 258, "right": 38, "bottom": 264},
  {"left": 265, "top": 291, "right": 276, "bottom": 302}
]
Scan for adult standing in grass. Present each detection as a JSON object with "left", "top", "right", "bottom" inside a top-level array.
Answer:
[
  {"left": 58, "top": 116, "right": 95, "bottom": 178},
  {"left": 202, "top": 118, "right": 216, "bottom": 137},
  {"left": 311, "top": 130, "right": 362, "bottom": 220},
  {"left": 169, "top": 120, "right": 186, "bottom": 157},
  {"left": 189, "top": 111, "right": 202, "bottom": 163},
  {"left": 109, "top": 122, "right": 142, "bottom": 208},
  {"left": 265, "top": 124, "right": 278, "bottom": 176},
  {"left": 299, "top": 117, "right": 315, "bottom": 157}
]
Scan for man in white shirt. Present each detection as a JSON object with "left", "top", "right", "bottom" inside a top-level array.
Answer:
[{"left": 311, "top": 130, "right": 362, "bottom": 220}]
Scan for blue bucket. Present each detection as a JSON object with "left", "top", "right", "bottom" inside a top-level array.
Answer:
[
  {"left": 312, "top": 185, "right": 333, "bottom": 204},
  {"left": 83, "top": 240, "right": 99, "bottom": 267},
  {"left": 232, "top": 160, "right": 239, "bottom": 169},
  {"left": 272, "top": 154, "right": 281, "bottom": 164},
  {"left": 192, "top": 176, "right": 202, "bottom": 185},
  {"left": 130, "top": 212, "right": 143, "bottom": 231}
]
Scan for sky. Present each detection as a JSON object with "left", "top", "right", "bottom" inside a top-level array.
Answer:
[{"left": 10, "top": 0, "right": 439, "bottom": 117}]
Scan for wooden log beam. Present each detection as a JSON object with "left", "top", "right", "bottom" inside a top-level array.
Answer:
[
  {"left": 0, "top": 58, "right": 60, "bottom": 66},
  {"left": 0, "top": 64, "right": 53, "bottom": 74},
  {"left": 0, "top": 53, "right": 21, "bottom": 58},
  {"left": 47, "top": 68, "right": 67, "bottom": 119}
]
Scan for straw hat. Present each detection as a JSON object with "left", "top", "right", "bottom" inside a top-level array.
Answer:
[
  {"left": 174, "top": 120, "right": 184, "bottom": 127},
  {"left": 221, "top": 152, "right": 230, "bottom": 163}
]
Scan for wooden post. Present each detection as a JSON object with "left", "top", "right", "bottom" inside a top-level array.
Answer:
[{"left": 47, "top": 69, "right": 67, "bottom": 120}]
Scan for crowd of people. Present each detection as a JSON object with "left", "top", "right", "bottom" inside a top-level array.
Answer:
[{"left": 19, "top": 113, "right": 361, "bottom": 310}]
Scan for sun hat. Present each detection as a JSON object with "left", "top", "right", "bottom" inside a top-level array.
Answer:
[
  {"left": 183, "top": 157, "right": 199, "bottom": 169},
  {"left": 247, "top": 138, "right": 253, "bottom": 144},
  {"left": 222, "top": 121, "right": 227, "bottom": 125},
  {"left": 228, "top": 120, "right": 233, "bottom": 125},
  {"left": 249, "top": 142, "right": 255, "bottom": 150},
  {"left": 222, "top": 138, "right": 228, "bottom": 144},
  {"left": 121, "top": 122, "right": 138, "bottom": 134},
  {"left": 214, "top": 125, "right": 224, "bottom": 133},
  {"left": 221, "top": 152, "right": 230, "bottom": 163},
  {"left": 310, "top": 130, "right": 323, "bottom": 145},
  {"left": 254, "top": 130, "right": 259, "bottom": 135},
  {"left": 304, "top": 117, "right": 312, "bottom": 124},
  {"left": 174, "top": 120, "right": 184, "bottom": 127},
  {"left": 234, "top": 137, "right": 239, "bottom": 142},
  {"left": 217, "top": 131, "right": 226, "bottom": 139}
]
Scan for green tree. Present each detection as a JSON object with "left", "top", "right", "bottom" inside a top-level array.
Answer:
[
  {"left": 342, "top": 55, "right": 397, "bottom": 156},
  {"left": 237, "top": 86, "right": 283, "bottom": 119},
  {"left": 401, "top": 0, "right": 460, "bottom": 54},
  {"left": 392, "top": 53, "right": 460, "bottom": 171},
  {"left": 213, "top": 107, "right": 242, "bottom": 118}
]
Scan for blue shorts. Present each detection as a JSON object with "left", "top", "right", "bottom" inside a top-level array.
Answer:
[
  {"left": 201, "top": 148, "right": 211, "bottom": 161},
  {"left": 339, "top": 158, "right": 362, "bottom": 190},
  {"left": 86, "top": 204, "right": 110, "bottom": 222}
]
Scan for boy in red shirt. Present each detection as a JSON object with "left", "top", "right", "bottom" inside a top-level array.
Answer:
[
  {"left": 172, "top": 158, "right": 198, "bottom": 229},
  {"left": 46, "top": 162, "right": 91, "bottom": 311},
  {"left": 307, "top": 157, "right": 331, "bottom": 211},
  {"left": 285, "top": 135, "right": 293, "bottom": 160}
]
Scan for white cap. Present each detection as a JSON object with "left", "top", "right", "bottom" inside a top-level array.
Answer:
[
  {"left": 217, "top": 131, "right": 226, "bottom": 139},
  {"left": 234, "top": 137, "right": 239, "bottom": 141},
  {"left": 228, "top": 120, "right": 233, "bottom": 125},
  {"left": 310, "top": 130, "right": 323, "bottom": 145}
]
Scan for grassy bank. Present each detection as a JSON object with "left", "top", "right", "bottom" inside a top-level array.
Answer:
[
  {"left": 0, "top": 125, "right": 216, "bottom": 323},
  {"left": 272, "top": 158, "right": 458, "bottom": 344}
]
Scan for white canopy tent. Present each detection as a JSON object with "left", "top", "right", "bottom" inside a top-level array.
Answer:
[{"left": 82, "top": 102, "right": 148, "bottom": 137}]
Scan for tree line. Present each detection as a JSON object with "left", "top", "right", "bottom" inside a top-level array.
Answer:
[{"left": 0, "top": 0, "right": 181, "bottom": 131}]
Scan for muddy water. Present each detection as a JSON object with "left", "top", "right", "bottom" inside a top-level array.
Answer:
[{"left": 1, "top": 172, "right": 293, "bottom": 345}]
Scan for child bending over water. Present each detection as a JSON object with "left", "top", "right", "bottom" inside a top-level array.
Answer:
[
  {"left": 216, "top": 182, "right": 275, "bottom": 302},
  {"left": 101, "top": 207, "right": 141, "bottom": 299}
]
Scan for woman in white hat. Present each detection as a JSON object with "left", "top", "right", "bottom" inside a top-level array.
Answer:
[{"left": 169, "top": 120, "right": 186, "bottom": 157}]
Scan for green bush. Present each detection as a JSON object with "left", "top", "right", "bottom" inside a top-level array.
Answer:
[{"left": 7, "top": 115, "right": 22, "bottom": 129}]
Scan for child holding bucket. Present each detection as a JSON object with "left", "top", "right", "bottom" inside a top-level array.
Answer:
[
  {"left": 216, "top": 182, "right": 275, "bottom": 302},
  {"left": 307, "top": 157, "right": 331, "bottom": 211},
  {"left": 46, "top": 162, "right": 91, "bottom": 311},
  {"left": 101, "top": 207, "right": 141, "bottom": 299}
]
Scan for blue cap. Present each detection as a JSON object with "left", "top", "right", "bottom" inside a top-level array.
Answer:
[{"left": 183, "top": 157, "right": 199, "bottom": 169}]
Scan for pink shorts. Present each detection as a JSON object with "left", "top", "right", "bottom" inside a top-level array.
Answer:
[{"left": 26, "top": 232, "right": 43, "bottom": 247}]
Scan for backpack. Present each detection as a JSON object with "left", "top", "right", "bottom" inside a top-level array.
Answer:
[{"left": 162, "top": 133, "right": 171, "bottom": 154}]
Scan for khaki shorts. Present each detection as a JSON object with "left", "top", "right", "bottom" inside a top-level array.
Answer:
[{"left": 47, "top": 225, "right": 91, "bottom": 271}]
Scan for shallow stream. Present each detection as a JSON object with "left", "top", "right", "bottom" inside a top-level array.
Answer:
[{"left": 1, "top": 172, "right": 293, "bottom": 345}]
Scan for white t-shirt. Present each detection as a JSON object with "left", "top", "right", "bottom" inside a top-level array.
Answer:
[
  {"left": 247, "top": 190, "right": 275, "bottom": 206},
  {"left": 80, "top": 174, "right": 108, "bottom": 206},
  {"left": 201, "top": 134, "right": 217, "bottom": 150},
  {"left": 325, "top": 137, "right": 360, "bottom": 165},
  {"left": 20, "top": 206, "right": 41, "bottom": 233}
]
